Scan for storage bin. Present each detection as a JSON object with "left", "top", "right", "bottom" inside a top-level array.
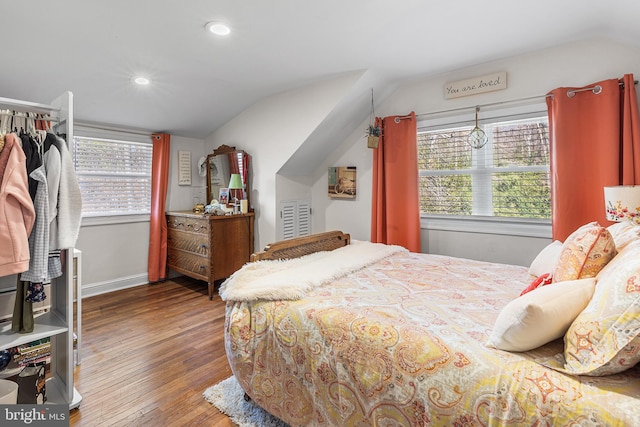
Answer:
[{"left": 0, "top": 379, "right": 18, "bottom": 404}]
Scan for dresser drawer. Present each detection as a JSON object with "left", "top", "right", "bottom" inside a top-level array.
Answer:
[
  {"left": 167, "top": 216, "right": 209, "bottom": 234},
  {"left": 165, "top": 211, "right": 254, "bottom": 299},
  {"left": 167, "top": 229, "right": 209, "bottom": 256},
  {"left": 167, "top": 249, "right": 210, "bottom": 278}
]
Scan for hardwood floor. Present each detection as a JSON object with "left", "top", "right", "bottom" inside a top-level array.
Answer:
[{"left": 69, "top": 276, "right": 235, "bottom": 426}]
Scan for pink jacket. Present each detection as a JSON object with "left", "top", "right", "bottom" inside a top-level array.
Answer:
[{"left": 0, "top": 133, "right": 35, "bottom": 276}]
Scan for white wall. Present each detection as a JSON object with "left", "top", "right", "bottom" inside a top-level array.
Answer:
[
  {"left": 205, "top": 72, "right": 365, "bottom": 249},
  {"left": 166, "top": 135, "right": 207, "bottom": 211},
  {"left": 311, "top": 130, "right": 373, "bottom": 241},
  {"left": 311, "top": 37, "right": 640, "bottom": 265}
]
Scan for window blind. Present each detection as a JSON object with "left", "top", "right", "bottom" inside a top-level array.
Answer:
[
  {"left": 418, "top": 116, "right": 550, "bottom": 219},
  {"left": 73, "top": 136, "right": 153, "bottom": 217}
]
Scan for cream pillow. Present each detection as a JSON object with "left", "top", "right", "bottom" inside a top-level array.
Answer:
[
  {"left": 607, "top": 222, "right": 640, "bottom": 251},
  {"left": 486, "top": 278, "right": 596, "bottom": 352},
  {"left": 528, "top": 240, "right": 563, "bottom": 277}
]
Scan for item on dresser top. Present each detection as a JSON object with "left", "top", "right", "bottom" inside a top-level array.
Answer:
[
  {"left": 204, "top": 200, "right": 226, "bottom": 216},
  {"left": 218, "top": 187, "right": 229, "bottom": 205}
]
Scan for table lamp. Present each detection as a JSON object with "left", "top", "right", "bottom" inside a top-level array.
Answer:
[
  {"left": 604, "top": 185, "right": 640, "bottom": 225},
  {"left": 228, "top": 173, "right": 243, "bottom": 214}
]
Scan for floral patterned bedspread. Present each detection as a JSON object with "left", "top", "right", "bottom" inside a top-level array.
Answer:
[{"left": 224, "top": 251, "right": 640, "bottom": 426}]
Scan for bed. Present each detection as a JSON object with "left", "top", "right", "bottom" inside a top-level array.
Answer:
[{"left": 222, "top": 229, "right": 640, "bottom": 426}]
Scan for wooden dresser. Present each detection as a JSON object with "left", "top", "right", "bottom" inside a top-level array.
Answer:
[{"left": 166, "top": 211, "right": 254, "bottom": 299}]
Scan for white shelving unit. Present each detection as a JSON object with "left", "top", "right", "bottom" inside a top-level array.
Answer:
[
  {"left": 73, "top": 248, "right": 82, "bottom": 366},
  {"left": 0, "top": 92, "right": 81, "bottom": 409}
]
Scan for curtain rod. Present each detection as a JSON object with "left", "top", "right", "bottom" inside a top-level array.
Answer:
[
  {"left": 394, "top": 94, "right": 546, "bottom": 123},
  {"left": 564, "top": 79, "right": 638, "bottom": 98},
  {"left": 395, "top": 79, "right": 639, "bottom": 122},
  {"left": 75, "top": 121, "right": 152, "bottom": 137}
]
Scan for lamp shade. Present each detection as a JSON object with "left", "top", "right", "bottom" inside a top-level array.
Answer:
[
  {"left": 228, "top": 174, "right": 243, "bottom": 190},
  {"left": 604, "top": 185, "right": 640, "bottom": 224}
]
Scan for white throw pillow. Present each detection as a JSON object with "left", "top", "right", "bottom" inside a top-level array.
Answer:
[
  {"left": 607, "top": 222, "right": 640, "bottom": 251},
  {"left": 486, "top": 278, "right": 596, "bottom": 352},
  {"left": 528, "top": 240, "right": 563, "bottom": 277}
]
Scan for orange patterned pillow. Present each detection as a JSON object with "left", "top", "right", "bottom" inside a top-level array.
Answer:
[{"left": 552, "top": 222, "right": 616, "bottom": 282}]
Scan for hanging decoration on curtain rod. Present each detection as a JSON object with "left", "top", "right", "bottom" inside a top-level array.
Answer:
[
  {"left": 366, "top": 88, "right": 381, "bottom": 149},
  {"left": 467, "top": 106, "right": 488, "bottom": 149}
]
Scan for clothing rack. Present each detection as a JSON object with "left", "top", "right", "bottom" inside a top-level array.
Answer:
[
  {"left": 0, "top": 111, "right": 58, "bottom": 121},
  {"left": 0, "top": 92, "right": 81, "bottom": 409},
  {"left": 0, "top": 97, "right": 60, "bottom": 115},
  {"left": 394, "top": 79, "right": 639, "bottom": 123}
]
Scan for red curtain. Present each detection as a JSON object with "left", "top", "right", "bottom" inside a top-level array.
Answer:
[
  {"left": 371, "top": 112, "right": 421, "bottom": 252},
  {"left": 547, "top": 74, "right": 640, "bottom": 241},
  {"left": 148, "top": 133, "right": 171, "bottom": 283},
  {"left": 228, "top": 152, "right": 240, "bottom": 175}
]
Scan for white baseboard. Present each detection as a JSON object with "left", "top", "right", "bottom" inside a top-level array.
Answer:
[{"left": 82, "top": 273, "right": 149, "bottom": 298}]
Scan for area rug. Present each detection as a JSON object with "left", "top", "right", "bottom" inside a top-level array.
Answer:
[{"left": 203, "top": 376, "right": 289, "bottom": 427}]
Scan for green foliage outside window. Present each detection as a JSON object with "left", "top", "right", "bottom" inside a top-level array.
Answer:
[{"left": 418, "top": 117, "right": 550, "bottom": 219}]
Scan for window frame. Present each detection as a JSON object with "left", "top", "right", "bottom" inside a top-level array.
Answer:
[
  {"left": 72, "top": 126, "right": 153, "bottom": 226},
  {"left": 417, "top": 102, "right": 552, "bottom": 238}
]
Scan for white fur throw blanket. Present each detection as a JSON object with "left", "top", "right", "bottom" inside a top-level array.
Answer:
[{"left": 219, "top": 240, "right": 407, "bottom": 301}]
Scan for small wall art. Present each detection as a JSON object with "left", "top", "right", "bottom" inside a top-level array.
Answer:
[
  {"left": 178, "top": 150, "right": 192, "bottom": 185},
  {"left": 328, "top": 166, "right": 356, "bottom": 199}
]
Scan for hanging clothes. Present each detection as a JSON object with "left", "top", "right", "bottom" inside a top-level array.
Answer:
[
  {"left": 48, "top": 134, "right": 82, "bottom": 250},
  {"left": 0, "top": 133, "right": 35, "bottom": 276},
  {"left": 12, "top": 280, "right": 34, "bottom": 334},
  {"left": 19, "top": 131, "right": 81, "bottom": 286},
  {"left": 19, "top": 158, "right": 50, "bottom": 284},
  {"left": 20, "top": 133, "right": 41, "bottom": 201}
]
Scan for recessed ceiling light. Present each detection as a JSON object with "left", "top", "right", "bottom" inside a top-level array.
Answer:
[
  {"left": 133, "top": 76, "right": 150, "bottom": 85},
  {"left": 205, "top": 21, "right": 231, "bottom": 36}
]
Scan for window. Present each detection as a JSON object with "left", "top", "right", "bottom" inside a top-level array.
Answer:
[
  {"left": 418, "top": 113, "right": 550, "bottom": 220},
  {"left": 73, "top": 136, "right": 153, "bottom": 217}
]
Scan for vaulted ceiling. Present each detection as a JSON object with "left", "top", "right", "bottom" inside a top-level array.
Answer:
[{"left": 3, "top": 1, "right": 639, "bottom": 139}]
